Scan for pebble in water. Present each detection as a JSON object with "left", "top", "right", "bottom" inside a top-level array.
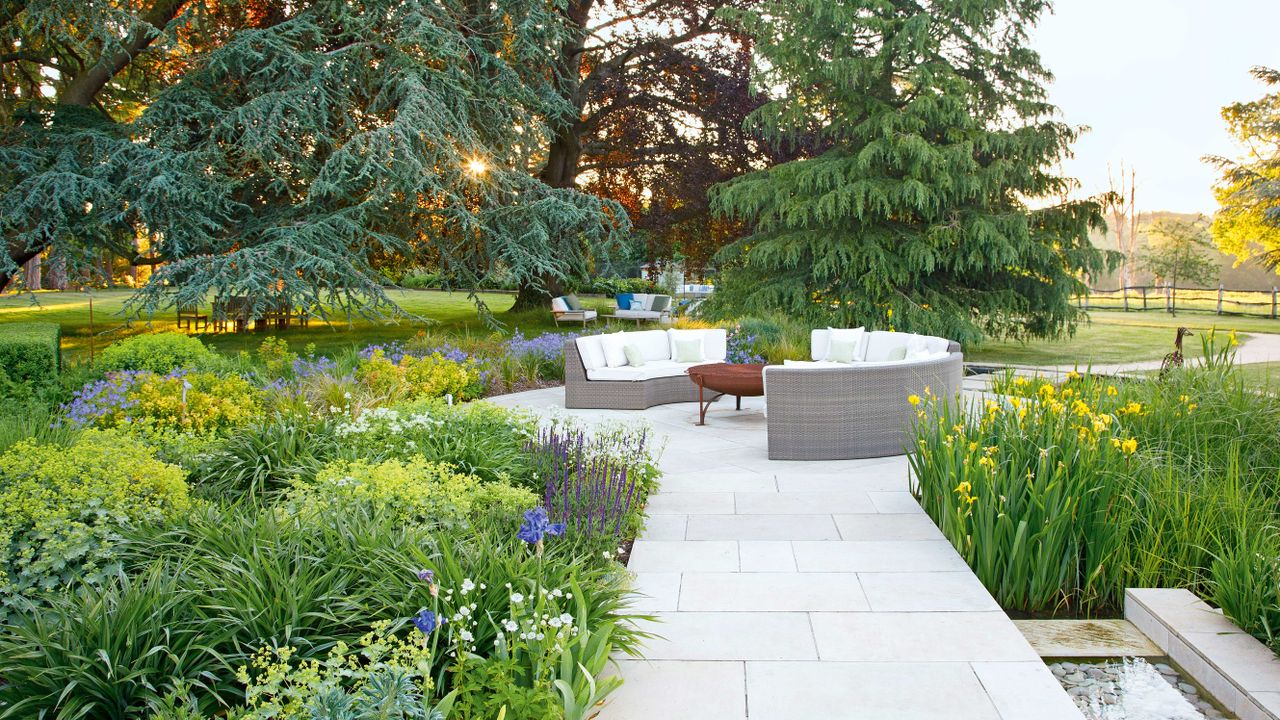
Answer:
[{"left": 1046, "top": 657, "right": 1235, "bottom": 720}]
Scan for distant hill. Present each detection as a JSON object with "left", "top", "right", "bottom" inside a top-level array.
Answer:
[{"left": 1089, "top": 211, "right": 1280, "bottom": 291}]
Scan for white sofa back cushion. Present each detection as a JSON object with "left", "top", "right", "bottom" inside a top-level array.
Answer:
[
  {"left": 862, "top": 331, "right": 913, "bottom": 362},
  {"left": 575, "top": 336, "right": 606, "bottom": 370},
  {"left": 811, "top": 327, "right": 867, "bottom": 361},
  {"left": 665, "top": 328, "right": 727, "bottom": 363},
  {"left": 600, "top": 332, "right": 630, "bottom": 367},
  {"left": 629, "top": 329, "right": 672, "bottom": 361},
  {"left": 551, "top": 297, "right": 570, "bottom": 312}
]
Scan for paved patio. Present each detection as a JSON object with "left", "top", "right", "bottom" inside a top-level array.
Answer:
[{"left": 488, "top": 388, "right": 1083, "bottom": 720}]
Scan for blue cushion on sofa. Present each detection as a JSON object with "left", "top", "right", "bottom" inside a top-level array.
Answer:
[{"left": 616, "top": 292, "right": 634, "bottom": 310}]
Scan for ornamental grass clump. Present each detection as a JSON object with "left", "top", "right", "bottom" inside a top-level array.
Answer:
[
  {"left": 910, "top": 382, "right": 1137, "bottom": 614},
  {"left": 914, "top": 354, "right": 1280, "bottom": 652}
]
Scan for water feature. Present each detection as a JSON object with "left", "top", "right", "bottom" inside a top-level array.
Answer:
[{"left": 1049, "top": 658, "right": 1235, "bottom": 720}]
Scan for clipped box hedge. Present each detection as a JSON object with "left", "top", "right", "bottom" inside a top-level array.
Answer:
[{"left": 0, "top": 322, "right": 61, "bottom": 383}]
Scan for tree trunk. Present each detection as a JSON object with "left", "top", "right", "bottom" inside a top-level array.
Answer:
[
  {"left": 510, "top": 0, "right": 593, "bottom": 313},
  {"left": 22, "top": 253, "right": 40, "bottom": 290},
  {"left": 45, "top": 252, "right": 67, "bottom": 290}
]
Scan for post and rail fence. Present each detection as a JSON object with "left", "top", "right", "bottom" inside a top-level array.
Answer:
[{"left": 1076, "top": 284, "right": 1280, "bottom": 319}]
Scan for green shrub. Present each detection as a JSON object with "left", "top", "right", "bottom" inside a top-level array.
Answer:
[
  {"left": 355, "top": 350, "right": 486, "bottom": 404},
  {"left": 99, "top": 332, "right": 213, "bottom": 374},
  {"left": 0, "top": 322, "right": 60, "bottom": 399},
  {"left": 0, "top": 429, "right": 190, "bottom": 619},
  {"left": 0, "top": 321, "right": 59, "bottom": 383},
  {"left": 72, "top": 370, "right": 264, "bottom": 435},
  {"left": 334, "top": 402, "right": 537, "bottom": 488},
  {"left": 290, "top": 457, "right": 536, "bottom": 528}
]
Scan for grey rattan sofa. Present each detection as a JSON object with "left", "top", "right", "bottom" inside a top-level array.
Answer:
[
  {"left": 763, "top": 331, "right": 963, "bottom": 460},
  {"left": 564, "top": 329, "right": 725, "bottom": 410}
]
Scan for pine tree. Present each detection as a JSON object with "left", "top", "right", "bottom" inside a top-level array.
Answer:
[
  {"left": 705, "top": 0, "right": 1114, "bottom": 342},
  {"left": 2, "top": 0, "right": 627, "bottom": 319}
]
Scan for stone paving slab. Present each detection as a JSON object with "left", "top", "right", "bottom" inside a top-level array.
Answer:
[
  {"left": 744, "top": 662, "right": 1002, "bottom": 720},
  {"left": 491, "top": 388, "right": 1080, "bottom": 719}
]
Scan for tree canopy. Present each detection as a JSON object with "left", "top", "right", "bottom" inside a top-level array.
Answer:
[
  {"left": 1, "top": 0, "right": 627, "bottom": 319},
  {"left": 1209, "top": 66, "right": 1280, "bottom": 272},
  {"left": 1140, "top": 217, "right": 1218, "bottom": 290},
  {"left": 703, "top": 0, "right": 1114, "bottom": 342}
]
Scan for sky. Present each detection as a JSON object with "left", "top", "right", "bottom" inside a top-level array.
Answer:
[{"left": 1030, "top": 0, "right": 1280, "bottom": 214}]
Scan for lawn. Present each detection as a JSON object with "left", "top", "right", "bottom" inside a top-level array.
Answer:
[
  {"left": 966, "top": 310, "right": 1280, "bottom": 367},
  {"left": 0, "top": 289, "right": 616, "bottom": 361}
]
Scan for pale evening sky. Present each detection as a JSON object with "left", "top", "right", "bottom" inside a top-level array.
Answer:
[{"left": 1031, "top": 0, "right": 1280, "bottom": 214}]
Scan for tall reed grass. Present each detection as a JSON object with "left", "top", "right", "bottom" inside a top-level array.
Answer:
[{"left": 911, "top": 348, "right": 1280, "bottom": 652}]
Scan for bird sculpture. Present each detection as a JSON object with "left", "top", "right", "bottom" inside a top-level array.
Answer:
[{"left": 1160, "top": 327, "right": 1193, "bottom": 379}]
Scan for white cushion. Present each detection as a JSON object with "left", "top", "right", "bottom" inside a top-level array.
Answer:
[
  {"left": 628, "top": 329, "right": 672, "bottom": 361},
  {"left": 551, "top": 297, "right": 569, "bottom": 312},
  {"left": 782, "top": 360, "right": 843, "bottom": 368},
  {"left": 811, "top": 327, "right": 866, "bottom": 361},
  {"left": 825, "top": 327, "right": 866, "bottom": 361},
  {"left": 586, "top": 359, "right": 717, "bottom": 381},
  {"left": 575, "top": 336, "right": 606, "bottom": 370},
  {"left": 863, "top": 331, "right": 913, "bottom": 362},
  {"left": 667, "top": 329, "right": 706, "bottom": 362},
  {"left": 631, "top": 293, "right": 653, "bottom": 311},
  {"left": 906, "top": 335, "right": 932, "bottom": 360},
  {"left": 700, "top": 329, "right": 728, "bottom": 362},
  {"left": 615, "top": 309, "right": 661, "bottom": 319},
  {"left": 600, "top": 332, "right": 629, "bottom": 368}
]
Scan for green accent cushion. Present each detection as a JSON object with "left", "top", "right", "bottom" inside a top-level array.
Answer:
[
  {"left": 563, "top": 294, "right": 584, "bottom": 311},
  {"left": 886, "top": 346, "right": 908, "bottom": 361},
  {"left": 623, "top": 344, "right": 646, "bottom": 367},
  {"left": 674, "top": 338, "right": 704, "bottom": 363},
  {"left": 650, "top": 295, "right": 670, "bottom": 312},
  {"left": 828, "top": 337, "right": 859, "bottom": 363}
]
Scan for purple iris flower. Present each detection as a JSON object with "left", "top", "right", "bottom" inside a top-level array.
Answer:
[
  {"left": 517, "top": 507, "right": 566, "bottom": 545},
  {"left": 417, "top": 569, "right": 435, "bottom": 582},
  {"left": 413, "top": 608, "right": 438, "bottom": 635}
]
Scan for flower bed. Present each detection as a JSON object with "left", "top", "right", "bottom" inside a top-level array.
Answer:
[
  {"left": 0, "top": 332, "right": 660, "bottom": 718},
  {"left": 911, "top": 336, "right": 1280, "bottom": 654}
]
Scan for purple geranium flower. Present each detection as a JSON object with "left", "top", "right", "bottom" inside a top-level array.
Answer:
[
  {"left": 412, "top": 608, "right": 438, "bottom": 635},
  {"left": 517, "top": 507, "right": 566, "bottom": 545}
]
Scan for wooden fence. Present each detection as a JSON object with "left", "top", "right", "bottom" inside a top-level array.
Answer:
[{"left": 1078, "top": 285, "right": 1280, "bottom": 318}]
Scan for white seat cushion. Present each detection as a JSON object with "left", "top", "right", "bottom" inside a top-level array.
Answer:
[
  {"left": 615, "top": 309, "right": 661, "bottom": 319},
  {"left": 586, "top": 359, "right": 716, "bottom": 381}
]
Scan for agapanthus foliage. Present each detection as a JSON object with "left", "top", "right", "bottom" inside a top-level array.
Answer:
[
  {"left": 1, "top": 0, "right": 628, "bottom": 319},
  {"left": 706, "top": 0, "right": 1116, "bottom": 343}
]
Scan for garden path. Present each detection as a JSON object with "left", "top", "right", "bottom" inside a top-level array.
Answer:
[{"left": 489, "top": 388, "right": 1083, "bottom": 720}]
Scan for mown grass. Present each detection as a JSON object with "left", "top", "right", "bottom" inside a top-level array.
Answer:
[{"left": 0, "top": 289, "right": 616, "bottom": 361}]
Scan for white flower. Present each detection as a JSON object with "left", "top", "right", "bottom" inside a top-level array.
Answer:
[
  {"left": 458, "top": 606, "right": 471, "bottom": 617},
  {"left": 510, "top": 593, "right": 525, "bottom": 603},
  {"left": 536, "top": 633, "right": 545, "bottom": 640},
  {"left": 559, "top": 613, "right": 574, "bottom": 626},
  {"left": 459, "top": 630, "right": 474, "bottom": 642},
  {"left": 548, "top": 617, "right": 563, "bottom": 628},
  {"left": 550, "top": 588, "right": 563, "bottom": 598},
  {"left": 503, "top": 619, "right": 519, "bottom": 632},
  {"left": 461, "top": 579, "right": 475, "bottom": 594},
  {"left": 343, "top": 392, "right": 352, "bottom": 399}
]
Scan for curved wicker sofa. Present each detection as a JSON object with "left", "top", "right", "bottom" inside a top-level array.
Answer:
[
  {"left": 763, "top": 338, "right": 963, "bottom": 460},
  {"left": 564, "top": 329, "right": 725, "bottom": 410}
]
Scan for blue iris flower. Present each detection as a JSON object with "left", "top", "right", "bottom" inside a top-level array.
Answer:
[
  {"left": 517, "top": 507, "right": 566, "bottom": 545},
  {"left": 413, "top": 608, "right": 438, "bottom": 635}
]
